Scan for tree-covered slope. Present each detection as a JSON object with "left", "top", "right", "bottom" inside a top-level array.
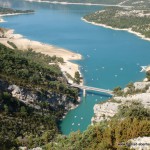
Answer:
[
  {"left": 0, "top": 89, "right": 58, "bottom": 149},
  {"left": 84, "top": 7, "right": 150, "bottom": 38},
  {"left": 46, "top": 102, "right": 150, "bottom": 150},
  {"left": 0, "top": 43, "right": 79, "bottom": 149},
  {"left": 0, "top": 7, "right": 34, "bottom": 15},
  {"left": 0, "top": 43, "right": 78, "bottom": 99}
]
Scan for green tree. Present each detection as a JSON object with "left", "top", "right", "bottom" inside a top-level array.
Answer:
[
  {"left": 113, "top": 86, "right": 123, "bottom": 96},
  {"left": 74, "top": 71, "right": 81, "bottom": 84},
  {"left": 4, "top": 105, "right": 9, "bottom": 115}
]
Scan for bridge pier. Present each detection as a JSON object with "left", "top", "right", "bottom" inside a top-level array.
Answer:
[{"left": 83, "top": 89, "right": 86, "bottom": 97}]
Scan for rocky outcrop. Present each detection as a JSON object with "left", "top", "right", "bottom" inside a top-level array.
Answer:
[
  {"left": 91, "top": 102, "right": 120, "bottom": 124},
  {"left": 115, "top": 93, "right": 150, "bottom": 108},
  {"left": 8, "top": 85, "right": 37, "bottom": 103},
  {"left": 0, "top": 79, "right": 78, "bottom": 111},
  {"left": 92, "top": 81, "right": 150, "bottom": 124},
  {"left": 134, "top": 82, "right": 150, "bottom": 90},
  {"left": 19, "top": 147, "right": 42, "bottom": 150}
]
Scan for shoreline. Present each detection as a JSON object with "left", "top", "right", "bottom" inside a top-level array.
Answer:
[
  {"left": 81, "top": 17, "right": 150, "bottom": 42},
  {"left": 25, "top": 0, "right": 132, "bottom": 8},
  {"left": 0, "top": 12, "right": 34, "bottom": 17},
  {"left": 0, "top": 12, "right": 35, "bottom": 23},
  {"left": 0, "top": 18, "right": 5, "bottom": 23},
  {"left": 0, "top": 28, "right": 83, "bottom": 85}
]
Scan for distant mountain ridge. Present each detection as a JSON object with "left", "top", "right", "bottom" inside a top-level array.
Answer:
[{"left": 26, "top": 0, "right": 150, "bottom": 8}]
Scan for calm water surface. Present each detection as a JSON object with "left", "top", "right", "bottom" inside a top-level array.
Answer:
[{"left": 0, "top": 0, "right": 149, "bottom": 134}]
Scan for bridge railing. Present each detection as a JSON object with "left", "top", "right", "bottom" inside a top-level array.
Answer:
[{"left": 71, "top": 84, "right": 113, "bottom": 95}]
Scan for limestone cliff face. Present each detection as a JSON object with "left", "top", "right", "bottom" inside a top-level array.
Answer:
[
  {"left": 0, "top": 79, "right": 78, "bottom": 111},
  {"left": 91, "top": 102, "right": 120, "bottom": 124},
  {"left": 91, "top": 81, "right": 150, "bottom": 124}
]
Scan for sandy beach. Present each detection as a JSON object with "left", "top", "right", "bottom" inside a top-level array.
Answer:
[
  {"left": 0, "top": 29, "right": 83, "bottom": 84},
  {"left": 82, "top": 18, "right": 150, "bottom": 42}
]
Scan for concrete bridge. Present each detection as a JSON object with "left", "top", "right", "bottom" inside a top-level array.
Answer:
[{"left": 71, "top": 84, "right": 113, "bottom": 97}]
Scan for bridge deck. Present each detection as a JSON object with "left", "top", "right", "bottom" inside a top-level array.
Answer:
[{"left": 71, "top": 84, "right": 113, "bottom": 95}]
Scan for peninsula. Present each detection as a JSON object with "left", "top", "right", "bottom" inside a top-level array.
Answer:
[
  {"left": 83, "top": 7, "right": 150, "bottom": 41},
  {"left": 0, "top": 7, "right": 34, "bottom": 23},
  {"left": 0, "top": 7, "right": 34, "bottom": 16},
  {"left": 0, "top": 28, "right": 82, "bottom": 83}
]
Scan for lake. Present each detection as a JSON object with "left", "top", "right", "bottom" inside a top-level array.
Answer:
[{"left": 0, "top": 0, "right": 149, "bottom": 134}]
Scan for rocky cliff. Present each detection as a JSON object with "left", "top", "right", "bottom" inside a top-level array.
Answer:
[
  {"left": 92, "top": 81, "right": 150, "bottom": 124},
  {"left": 0, "top": 79, "right": 78, "bottom": 113}
]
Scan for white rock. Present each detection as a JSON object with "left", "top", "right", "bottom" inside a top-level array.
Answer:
[{"left": 91, "top": 102, "right": 120, "bottom": 124}]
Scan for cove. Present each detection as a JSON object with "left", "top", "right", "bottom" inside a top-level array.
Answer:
[{"left": 0, "top": 0, "right": 150, "bottom": 135}]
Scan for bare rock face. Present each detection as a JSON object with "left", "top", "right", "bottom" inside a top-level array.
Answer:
[
  {"left": 0, "top": 79, "right": 77, "bottom": 111},
  {"left": 115, "top": 93, "right": 150, "bottom": 109},
  {"left": 19, "top": 147, "right": 43, "bottom": 150},
  {"left": 8, "top": 85, "right": 37, "bottom": 104},
  {"left": 31, "top": 147, "right": 43, "bottom": 150},
  {"left": 19, "top": 147, "right": 27, "bottom": 150},
  {"left": 91, "top": 102, "right": 120, "bottom": 124},
  {"left": 134, "top": 82, "right": 150, "bottom": 91},
  {"left": 92, "top": 81, "right": 150, "bottom": 124},
  {"left": 7, "top": 84, "right": 77, "bottom": 110}
]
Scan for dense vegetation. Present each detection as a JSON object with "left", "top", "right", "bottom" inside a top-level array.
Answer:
[
  {"left": 84, "top": 7, "right": 150, "bottom": 38},
  {"left": 0, "top": 43, "right": 79, "bottom": 149},
  {"left": 146, "top": 70, "right": 150, "bottom": 81},
  {"left": 113, "top": 82, "right": 149, "bottom": 96},
  {"left": 46, "top": 102, "right": 150, "bottom": 150},
  {"left": 0, "top": 90, "right": 59, "bottom": 149},
  {"left": 0, "top": 7, "right": 34, "bottom": 15},
  {"left": 0, "top": 43, "right": 78, "bottom": 99}
]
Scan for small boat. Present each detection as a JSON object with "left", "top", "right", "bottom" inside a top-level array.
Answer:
[{"left": 140, "top": 66, "right": 147, "bottom": 72}]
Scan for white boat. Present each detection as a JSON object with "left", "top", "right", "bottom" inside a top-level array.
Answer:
[{"left": 140, "top": 66, "right": 147, "bottom": 72}]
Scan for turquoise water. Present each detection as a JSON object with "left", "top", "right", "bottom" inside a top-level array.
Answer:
[{"left": 1, "top": 0, "right": 150, "bottom": 134}]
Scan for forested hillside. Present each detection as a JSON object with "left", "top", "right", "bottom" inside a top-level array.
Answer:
[
  {"left": 0, "top": 43, "right": 78, "bottom": 98},
  {"left": 0, "top": 43, "right": 79, "bottom": 149},
  {"left": 0, "top": 7, "right": 34, "bottom": 15},
  {"left": 46, "top": 102, "right": 150, "bottom": 150},
  {"left": 84, "top": 7, "right": 150, "bottom": 38}
]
